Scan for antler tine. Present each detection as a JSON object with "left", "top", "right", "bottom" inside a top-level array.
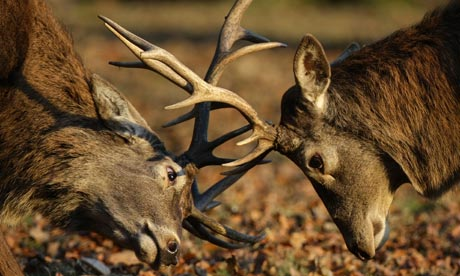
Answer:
[
  {"left": 162, "top": 102, "right": 229, "bottom": 128},
  {"left": 183, "top": 218, "right": 246, "bottom": 249},
  {"left": 190, "top": 207, "right": 265, "bottom": 243},
  {"left": 180, "top": 124, "right": 252, "bottom": 169},
  {"left": 183, "top": 220, "right": 258, "bottom": 249},
  {"left": 330, "top": 42, "right": 361, "bottom": 66},
  {"left": 108, "top": 61, "right": 148, "bottom": 70},
  {"left": 221, "top": 151, "right": 270, "bottom": 176},
  {"left": 194, "top": 172, "right": 245, "bottom": 212},
  {"left": 191, "top": 151, "right": 269, "bottom": 217},
  {"left": 185, "top": 207, "right": 265, "bottom": 245},
  {"left": 205, "top": 0, "right": 286, "bottom": 84},
  {"left": 99, "top": 15, "right": 193, "bottom": 94}
]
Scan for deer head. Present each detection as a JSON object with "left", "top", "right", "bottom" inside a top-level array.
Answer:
[
  {"left": 0, "top": 0, "right": 280, "bottom": 270},
  {"left": 97, "top": 0, "right": 287, "bottom": 263},
  {"left": 274, "top": 36, "right": 399, "bottom": 260},
  {"left": 88, "top": 74, "right": 192, "bottom": 267}
]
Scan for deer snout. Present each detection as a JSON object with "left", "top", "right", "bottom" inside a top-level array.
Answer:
[
  {"left": 347, "top": 217, "right": 390, "bottom": 261},
  {"left": 159, "top": 238, "right": 180, "bottom": 266},
  {"left": 134, "top": 223, "right": 181, "bottom": 268},
  {"left": 150, "top": 226, "right": 181, "bottom": 267}
]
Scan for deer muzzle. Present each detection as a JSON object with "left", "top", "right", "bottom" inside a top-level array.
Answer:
[
  {"left": 134, "top": 226, "right": 181, "bottom": 268},
  {"left": 344, "top": 217, "right": 390, "bottom": 261}
]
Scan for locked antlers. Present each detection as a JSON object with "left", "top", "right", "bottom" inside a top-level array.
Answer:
[{"left": 100, "top": 0, "right": 285, "bottom": 248}]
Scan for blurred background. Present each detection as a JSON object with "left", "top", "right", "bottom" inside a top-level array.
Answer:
[{"left": 5, "top": 0, "right": 459, "bottom": 275}]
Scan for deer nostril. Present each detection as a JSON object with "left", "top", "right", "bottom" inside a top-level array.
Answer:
[
  {"left": 167, "top": 240, "right": 179, "bottom": 255},
  {"left": 356, "top": 248, "right": 372, "bottom": 261}
]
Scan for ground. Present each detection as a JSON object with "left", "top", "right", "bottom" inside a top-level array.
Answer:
[{"left": 3, "top": 0, "right": 459, "bottom": 275}]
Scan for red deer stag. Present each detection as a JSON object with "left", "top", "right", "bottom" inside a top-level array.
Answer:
[
  {"left": 107, "top": 0, "right": 460, "bottom": 261},
  {"left": 0, "top": 0, "right": 282, "bottom": 273}
]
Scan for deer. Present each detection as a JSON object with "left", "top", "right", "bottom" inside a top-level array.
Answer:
[
  {"left": 106, "top": 0, "right": 460, "bottom": 262},
  {"left": 0, "top": 0, "right": 284, "bottom": 274}
]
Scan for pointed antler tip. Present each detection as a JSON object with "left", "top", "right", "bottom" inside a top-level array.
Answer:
[{"left": 222, "top": 160, "right": 244, "bottom": 167}]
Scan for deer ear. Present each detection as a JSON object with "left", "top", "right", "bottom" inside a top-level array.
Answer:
[
  {"left": 294, "top": 34, "right": 331, "bottom": 112},
  {"left": 90, "top": 74, "right": 152, "bottom": 141}
]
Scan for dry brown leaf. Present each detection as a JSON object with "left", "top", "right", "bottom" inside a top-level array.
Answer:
[
  {"left": 107, "top": 250, "right": 140, "bottom": 266},
  {"left": 289, "top": 232, "right": 307, "bottom": 250}
]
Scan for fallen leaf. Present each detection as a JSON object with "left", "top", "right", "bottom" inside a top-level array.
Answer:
[{"left": 107, "top": 250, "right": 140, "bottom": 266}]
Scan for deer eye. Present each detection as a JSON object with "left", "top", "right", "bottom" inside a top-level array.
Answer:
[
  {"left": 166, "top": 166, "right": 177, "bottom": 183},
  {"left": 308, "top": 154, "right": 324, "bottom": 171}
]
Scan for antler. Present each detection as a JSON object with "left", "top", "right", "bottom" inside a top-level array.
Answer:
[
  {"left": 330, "top": 42, "right": 360, "bottom": 66},
  {"left": 99, "top": 0, "right": 284, "bottom": 248},
  {"left": 99, "top": 0, "right": 282, "bottom": 168}
]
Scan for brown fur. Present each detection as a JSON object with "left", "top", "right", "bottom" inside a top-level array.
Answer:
[
  {"left": 275, "top": 0, "right": 460, "bottom": 260},
  {"left": 0, "top": 0, "right": 193, "bottom": 269},
  {"left": 328, "top": 1, "right": 460, "bottom": 197}
]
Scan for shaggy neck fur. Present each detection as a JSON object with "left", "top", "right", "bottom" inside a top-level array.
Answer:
[{"left": 327, "top": 1, "right": 460, "bottom": 197}]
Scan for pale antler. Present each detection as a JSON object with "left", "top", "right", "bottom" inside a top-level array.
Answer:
[
  {"left": 99, "top": 0, "right": 284, "bottom": 248},
  {"left": 99, "top": 1, "right": 282, "bottom": 168}
]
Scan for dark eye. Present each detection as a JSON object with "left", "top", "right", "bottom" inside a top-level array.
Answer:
[
  {"left": 308, "top": 154, "right": 324, "bottom": 170},
  {"left": 166, "top": 166, "right": 177, "bottom": 183}
]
